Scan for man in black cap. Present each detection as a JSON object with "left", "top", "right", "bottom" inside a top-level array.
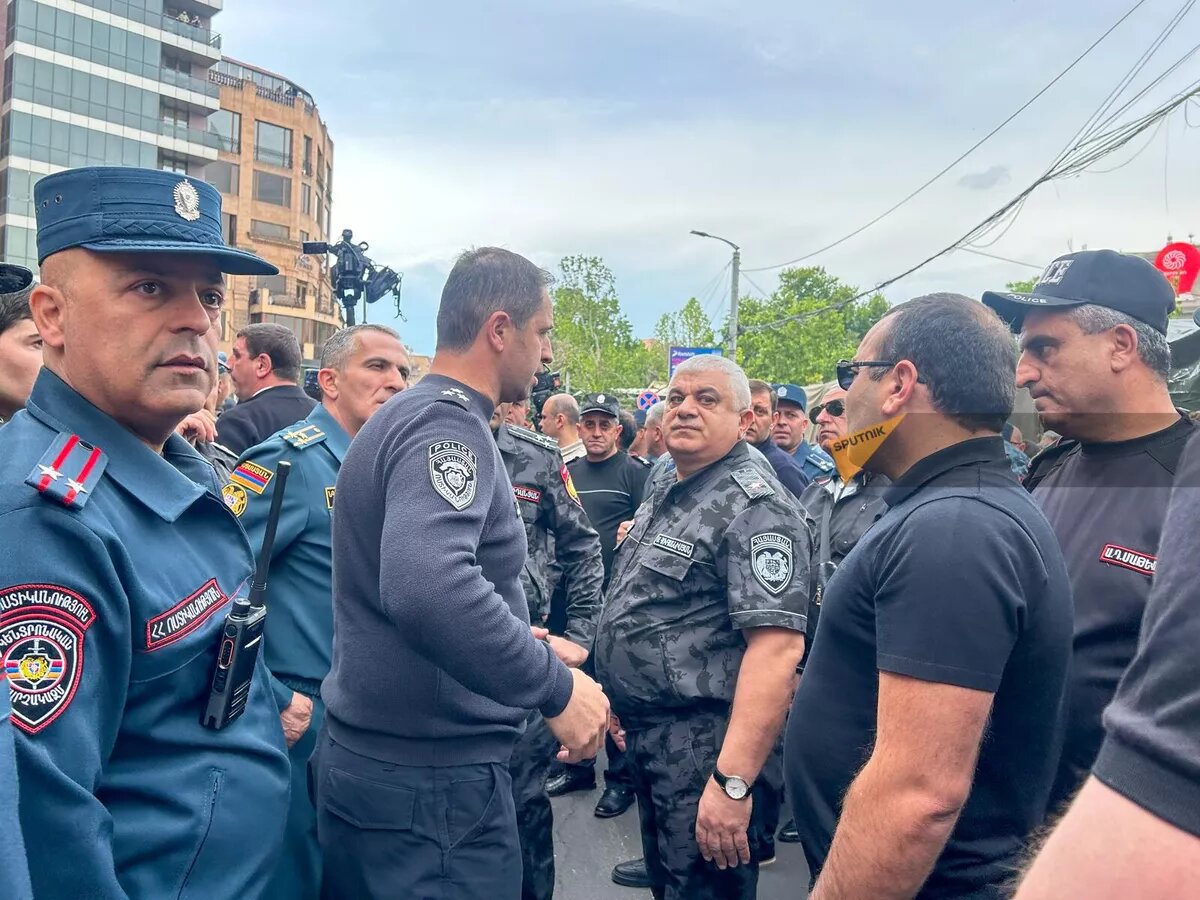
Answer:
[
  {"left": 0, "top": 166, "right": 290, "bottom": 897},
  {"left": 0, "top": 264, "right": 39, "bottom": 425},
  {"left": 983, "top": 249, "right": 1193, "bottom": 812},
  {"left": 547, "top": 391, "right": 647, "bottom": 815}
]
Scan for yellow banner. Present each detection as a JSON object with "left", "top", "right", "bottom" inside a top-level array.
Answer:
[{"left": 829, "top": 414, "right": 905, "bottom": 481}]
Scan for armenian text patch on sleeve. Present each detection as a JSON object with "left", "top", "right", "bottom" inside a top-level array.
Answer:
[
  {"left": 0, "top": 584, "right": 97, "bottom": 734},
  {"left": 428, "top": 441, "right": 477, "bottom": 510},
  {"left": 750, "top": 533, "right": 794, "bottom": 595},
  {"left": 230, "top": 461, "right": 274, "bottom": 495},
  {"left": 25, "top": 433, "right": 107, "bottom": 510}
]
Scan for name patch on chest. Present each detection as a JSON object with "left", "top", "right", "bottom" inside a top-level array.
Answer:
[
  {"left": 514, "top": 485, "right": 542, "bottom": 504},
  {"left": 145, "top": 579, "right": 230, "bottom": 651},
  {"left": 1099, "top": 543, "right": 1156, "bottom": 578},
  {"left": 0, "top": 584, "right": 97, "bottom": 734},
  {"left": 653, "top": 534, "right": 695, "bottom": 559}
]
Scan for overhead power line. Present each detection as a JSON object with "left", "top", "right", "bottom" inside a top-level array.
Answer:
[
  {"left": 955, "top": 247, "right": 1045, "bottom": 270},
  {"left": 742, "top": 0, "right": 1153, "bottom": 274}
]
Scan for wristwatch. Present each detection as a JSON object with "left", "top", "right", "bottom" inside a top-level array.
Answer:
[{"left": 712, "top": 767, "right": 752, "bottom": 801}]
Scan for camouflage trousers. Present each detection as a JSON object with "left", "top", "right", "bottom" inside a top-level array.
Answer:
[
  {"left": 509, "top": 711, "right": 559, "bottom": 900},
  {"left": 625, "top": 711, "right": 759, "bottom": 900}
]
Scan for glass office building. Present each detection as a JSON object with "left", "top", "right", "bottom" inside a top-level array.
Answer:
[{"left": 0, "top": 0, "right": 224, "bottom": 268}]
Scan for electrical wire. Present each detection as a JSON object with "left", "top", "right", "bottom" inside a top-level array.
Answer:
[
  {"left": 955, "top": 247, "right": 1045, "bottom": 269},
  {"left": 738, "top": 271, "right": 776, "bottom": 301},
  {"left": 741, "top": 0, "right": 1153, "bottom": 274},
  {"left": 697, "top": 260, "right": 732, "bottom": 323}
]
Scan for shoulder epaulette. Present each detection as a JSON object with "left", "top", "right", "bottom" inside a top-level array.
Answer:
[
  {"left": 507, "top": 425, "right": 560, "bottom": 453},
  {"left": 25, "top": 432, "right": 108, "bottom": 510},
  {"left": 435, "top": 387, "right": 471, "bottom": 409},
  {"left": 806, "top": 450, "right": 835, "bottom": 472},
  {"left": 1024, "top": 438, "right": 1080, "bottom": 491},
  {"left": 281, "top": 424, "right": 327, "bottom": 450},
  {"left": 731, "top": 465, "right": 776, "bottom": 500},
  {"left": 631, "top": 454, "right": 653, "bottom": 468}
]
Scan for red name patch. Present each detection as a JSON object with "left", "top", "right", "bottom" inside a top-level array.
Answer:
[
  {"left": 1099, "top": 543, "right": 1157, "bottom": 578},
  {"left": 145, "top": 579, "right": 230, "bottom": 651},
  {"left": 514, "top": 485, "right": 542, "bottom": 504}
]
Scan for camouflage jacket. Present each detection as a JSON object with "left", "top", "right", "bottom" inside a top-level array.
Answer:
[
  {"left": 594, "top": 440, "right": 812, "bottom": 721},
  {"left": 495, "top": 424, "right": 603, "bottom": 647}
]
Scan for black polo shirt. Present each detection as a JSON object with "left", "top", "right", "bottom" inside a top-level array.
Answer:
[
  {"left": 1027, "top": 417, "right": 1193, "bottom": 808},
  {"left": 785, "top": 437, "right": 1073, "bottom": 899},
  {"left": 1093, "top": 432, "right": 1200, "bottom": 837},
  {"left": 568, "top": 450, "right": 650, "bottom": 583}
]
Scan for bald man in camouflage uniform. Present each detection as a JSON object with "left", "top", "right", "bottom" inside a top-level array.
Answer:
[
  {"left": 493, "top": 404, "right": 603, "bottom": 900},
  {"left": 594, "top": 356, "right": 810, "bottom": 900}
]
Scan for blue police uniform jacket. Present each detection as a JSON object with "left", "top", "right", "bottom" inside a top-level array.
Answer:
[
  {"left": 223, "top": 403, "right": 348, "bottom": 710},
  {"left": 791, "top": 440, "right": 836, "bottom": 483},
  {"left": 0, "top": 370, "right": 290, "bottom": 899}
]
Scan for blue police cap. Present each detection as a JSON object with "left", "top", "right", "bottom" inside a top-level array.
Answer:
[
  {"left": 34, "top": 166, "right": 277, "bottom": 276},
  {"left": 773, "top": 383, "right": 806, "bottom": 411}
]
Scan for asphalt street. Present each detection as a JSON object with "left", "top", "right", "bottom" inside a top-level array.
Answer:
[{"left": 551, "top": 753, "right": 811, "bottom": 899}]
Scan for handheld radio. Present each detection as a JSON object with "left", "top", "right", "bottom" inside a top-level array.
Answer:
[{"left": 203, "top": 460, "right": 292, "bottom": 729}]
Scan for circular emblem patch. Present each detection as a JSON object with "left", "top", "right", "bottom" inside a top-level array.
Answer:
[
  {"left": 222, "top": 482, "right": 247, "bottom": 517},
  {"left": 428, "top": 441, "right": 478, "bottom": 510}
]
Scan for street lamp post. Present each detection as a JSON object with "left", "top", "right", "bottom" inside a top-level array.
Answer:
[{"left": 690, "top": 230, "right": 741, "bottom": 360}]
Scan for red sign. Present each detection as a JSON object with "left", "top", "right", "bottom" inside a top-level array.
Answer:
[{"left": 1153, "top": 242, "right": 1200, "bottom": 295}]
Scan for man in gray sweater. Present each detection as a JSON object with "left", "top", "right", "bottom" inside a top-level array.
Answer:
[{"left": 313, "top": 247, "right": 610, "bottom": 899}]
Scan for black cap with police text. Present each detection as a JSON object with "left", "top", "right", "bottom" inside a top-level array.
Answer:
[
  {"left": 34, "top": 166, "right": 278, "bottom": 276},
  {"left": 773, "top": 383, "right": 807, "bottom": 411},
  {"left": 580, "top": 392, "right": 620, "bottom": 418},
  {"left": 982, "top": 249, "right": 1175, "bottom": 335}
]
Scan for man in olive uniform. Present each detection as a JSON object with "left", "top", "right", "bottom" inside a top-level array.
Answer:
[
  {"left": 595, "top": 354, "right": 810, "bottom": 900},
  {"left": 226, "top": 324, "right": 410, "bottom": 900},
  {"left": 491, "top": 402, "right": 604, "bottom": 900}
]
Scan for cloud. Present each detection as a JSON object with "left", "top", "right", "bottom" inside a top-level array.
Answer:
[{"left": 958, "top": 165, "right": 1012, "bottom": 191}]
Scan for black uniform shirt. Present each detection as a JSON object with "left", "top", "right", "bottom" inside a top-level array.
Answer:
[
  {"left": 1093, "top": 432, "right": 1200, "bottom": 837},
  {"left": 1027, "top": 417, "right": 1193, "bottom": 806},
  {"left": 786, "top": 437, "right": 1073, "bottom": 899},
  {"left": 215, "top": 384, "right": 315, "bottom": 456},
  {"left": 568, "top": 450, "right": 650, "bottom": 582}
]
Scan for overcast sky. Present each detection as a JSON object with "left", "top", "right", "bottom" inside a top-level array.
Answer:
[{"left": 218, "top": 0, "right": 1200, "bottom": 355}]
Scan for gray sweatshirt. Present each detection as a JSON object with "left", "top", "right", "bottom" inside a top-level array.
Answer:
[{"left": 322, "top": 374, "right": 574, "bottom": 765}]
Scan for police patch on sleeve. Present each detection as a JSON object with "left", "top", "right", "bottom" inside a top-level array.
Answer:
[
  {"left": 222, "top": 482, "right": 247, "bottom": 517},
  {"left": 750, "top": 533, "right": 793, "bottom": 595},
  {"left": 428, "top": 441, "right": 478, "bottom": 510},
  {"left": 0, "top": 584, "right": 97, "bottom": 734}
]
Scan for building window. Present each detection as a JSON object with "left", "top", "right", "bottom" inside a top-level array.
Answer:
[
  {"left": 257, "top": 273, "right": 288, "bottom": 295},
  {"left": 253, "top": 170, "right": 291, "bottom": 207},
  {"left": 296, "top": 282, "right": 309, "bottom": 307},
  {"left": 254, "top": 120, "right": 293, "bottom": 168},
  {"left": 250, "top": 219, "right": 290, "bottom": 241},
  {"left": 316, "top": 197, "right": 324, "bottom": 234},
  {"left": 159, "top": 151, "right": 188, "bottom": 173},
  {"left": 207, "top": 160, "right": 239, "bottom": 195},
  {"left": 300, "top": 230, "right": 309, "bottom": 244},
  {"left": 300, "top": 183, "right": 311, "bottom": 215},
  {"left": 303, "top": 135, "right": 313, "bottom": 175},
  {"left": 208, "top": 109, "right": 241, "bottom": 153},
  {"left": 222, "top": 213, "right": 236, "bottom": 245},
  {"left": 161, "top": 100, "right": 188, "bottom": 128}
]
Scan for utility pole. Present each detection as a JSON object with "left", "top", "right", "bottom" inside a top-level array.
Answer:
[{"left": 690, "top": 230, "right": 741, "bottom": 361}]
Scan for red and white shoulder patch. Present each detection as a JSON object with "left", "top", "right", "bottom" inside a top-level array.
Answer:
[
  {"left": 0, "top": 584, "right": 97, "bottom": 734},
  {"left": 1099, "top": 543, "right": 1156, "bottom": 578}
]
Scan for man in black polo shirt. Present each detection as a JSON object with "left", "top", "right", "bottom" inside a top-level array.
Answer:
[
  {"left": 547, "top": 391, "right": 649, "bottom": 815},
  {"left": 983, "top": 250, "right": 1193, "bottom": 811},
  {"left": 785, "top": 293, "right": 1073, "bottom": 899},
  {"left": 1015, "top": 434, "right": 1200, "bottom": 899}
]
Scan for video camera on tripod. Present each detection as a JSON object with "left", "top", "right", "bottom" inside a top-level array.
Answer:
[{"left": 302, "top": 229, "right": 402, "bottom": 326}]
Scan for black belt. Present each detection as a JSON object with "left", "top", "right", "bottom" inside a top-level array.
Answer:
[{"left": 278, "top": 674, "right": 323, "bottom": 699}]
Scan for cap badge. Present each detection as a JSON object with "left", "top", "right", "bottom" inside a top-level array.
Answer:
[
  {"left": 598, "top": 394, "right": 606, "bottom": 402},
  {"left": 173, "top": 180, "right": 201, "bottom": 222},
  {"left": 777, "top": 387, "right": 788, "bottom": 397}
]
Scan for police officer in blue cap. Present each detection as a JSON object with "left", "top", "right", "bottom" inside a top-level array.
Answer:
[
  {"left": 226, "top": 323, "right": 410, "bottom": 900},
  {"left": 772, "top": 382, "right": 836, "bottom": 482},
  {"left": 0, "top": 166, "right": 290, "bottom": 897}
]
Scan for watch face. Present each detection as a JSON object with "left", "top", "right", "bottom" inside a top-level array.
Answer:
[{"left": 724, "top": 776, "right": 750, "bottom": 800}]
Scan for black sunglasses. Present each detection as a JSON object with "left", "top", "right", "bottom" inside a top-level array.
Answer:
[
  {"left": 809, "top": 399, "right": 845, "bottom": 424},
  {"left": 835, "top": 359, "right": 929, "bottom": 391}
]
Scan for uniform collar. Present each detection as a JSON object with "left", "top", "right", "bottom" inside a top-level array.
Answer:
[
  {"left": 884, "top": 436, "right": 1006, "bottom": 507},
  {"left": 308, "top": 403, "right": 350, "bottom": 463},
  {"left": 243, "top": 382, "right": 306, "bottom": 403},
  {"left": 670, "top": 440, "right": 751, "bottom": 492},
  {"left": 24, "top": 369, "right": 209, "bottom": 521}
]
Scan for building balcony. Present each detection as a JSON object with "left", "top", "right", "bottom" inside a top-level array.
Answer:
[
  {"left": 178, "top": 0, "right": 223, "bottom": 13},
  {"left": 159, "top": 66, "right": 220, "bottom": 100},
  {"left": 159, "top": 121, "right": 222, "bottom": 160}
]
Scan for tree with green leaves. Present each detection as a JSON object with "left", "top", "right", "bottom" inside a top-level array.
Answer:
[
  {"left": 1006, "top": 278, "right": 1038, "bottom": 293},
  {"left": 654, "top": 297, "right": 718, "bottom": 350},
  {"left": 734, "top": 267, "right": 889, "bottom": 385},
  {"left": 551, "top": 255, "right": 661, "bottom": 392}
]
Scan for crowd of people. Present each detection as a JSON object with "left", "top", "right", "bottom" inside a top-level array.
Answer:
[{"left": 0, "top": 164, "right": 1196, "bottom": 900}]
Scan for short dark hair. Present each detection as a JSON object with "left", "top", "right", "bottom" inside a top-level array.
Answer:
[
  {"left": 747, "top": 378, "right": 777, "bottom": 411},
  {"left": 617, "top": 408, "right": 638, "bottom": 450},
  {"left": 320, "top": 323, "right": 401, "bottom": 371},
  {"left": 871, "top": 293, "right": 1016, "bottom": 432},
  {"left": 237, "top": 323, "right": 303, "bottom": 381},
  {"left": 0, "top": 282, "right": 34, "bottom": 336},
  {"left": 436, "top": 247, "right": 554, "bottom": 351}
]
